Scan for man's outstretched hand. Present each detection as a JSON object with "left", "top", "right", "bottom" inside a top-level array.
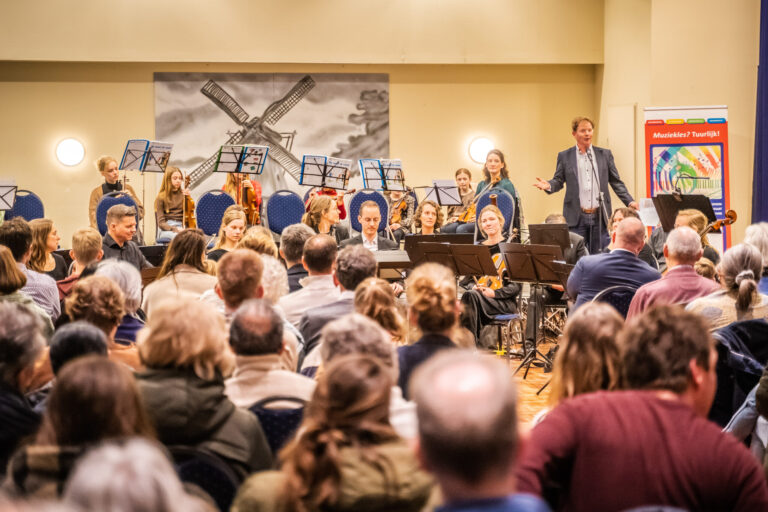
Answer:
[{"left": 533, "top": 177, "right": 551, "bottom": 191}]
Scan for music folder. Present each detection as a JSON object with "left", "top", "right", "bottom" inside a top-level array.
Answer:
[{"left": 499, "top": 243, "right": 567, "bottom": 287}]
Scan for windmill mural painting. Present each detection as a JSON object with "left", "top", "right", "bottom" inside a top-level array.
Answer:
[{"left": 154, "top": 72, "right": 390, "bottom": 199}]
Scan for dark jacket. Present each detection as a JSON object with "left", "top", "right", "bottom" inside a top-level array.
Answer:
[
  {"left": 136, "top": 367, "right": 272, "bottom": 479},
  {"left": 286, "top": 263, "right": 308, "bottom": 293},
  {"left": 339, "top": 234, "right": 398, "bottom": 250},
  {"left": 102, "top": 233, "right": 152, "bottom": 270},
  {"left": 0, "top": 385, "right": 41, "bottom": 477},
  {"left": 299, "top": 297, "right": 355, "bottom": 364},
  {"left": 397, "top": 334, "right": 455, "bottom": 400}
]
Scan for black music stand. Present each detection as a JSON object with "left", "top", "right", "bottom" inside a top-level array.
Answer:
[
  {"left": 652, "top": 193, "right": 717, "bottom": 232},
  {"left": 417, "top": 180, "right": 463, "bottom": 207},
  {"left": 359, "top": 158, "right": 406, "bottom": 192},
  {"left": 417, "top": 242, "right": 460, "bottom": 273},
  {"left": 0, "top": 182, "right": 18, "bottom": 212},
  {"left": 528, "top": 224, "right": 571, "bottom": 254},
  {"left": 300, "top": 155, "right": 352, "bottom": 191},
  {"left": 119, "top": 139, "right": 174, "bottom": 173},
  {"left": 403, "top": 234, "right": 475, "bottom": 267},
  {"left": 214, "top": 145, "right": 269, "bottom": 176}
]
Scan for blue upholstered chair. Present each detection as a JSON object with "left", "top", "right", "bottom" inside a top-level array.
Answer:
[
  {"left": 264, "top": 190, "right": 305, "bottom": 237},
  {"left": 95, "top": 192, "right": 139, "bottom": 236},
  {"left": 348, "top": 189, "right": 389, "bottom": 234},
  {"left": 169, "top": 445, "right": 241, "bottom": 512},
  {"left": 195, "top": 190, "right": 235, "bottom": 237},
  {"left": 5, "top": 189, "right": 44, "bottom": 221},
  {"left": 249, "top": 396, "right": 306, "bottom": 456},
  {"left": 591, "top": 284, "right": 638, "bottom": 318},
  {"left": 473, "top": 189, "right": 515, "bottom": 242}
]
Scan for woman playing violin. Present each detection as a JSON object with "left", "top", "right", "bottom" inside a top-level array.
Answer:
[
  {"left": 441, "top": 168, "right": 476, "bottom": 234},
  {"left": 305, "top": 187, "right": 349, "bottom": 220},
  {"left": 223, "top": 172, "right": 262, "bottom": 225},
  {"left": 386, "top": 188, "right": 415, "bottom": 243},
  {"left": 155, "top": 166, "right": 192, "bottom": 243}
]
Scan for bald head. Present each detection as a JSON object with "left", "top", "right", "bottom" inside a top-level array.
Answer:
[
  {"left": 411, "top": 351, "right": 518, "bottom": 486},
  {"left": 664, "top": 226, "right": 703, "bottom": 266},
  {"left": 614, "top": 217, "right": 645, "bottom": 254}
]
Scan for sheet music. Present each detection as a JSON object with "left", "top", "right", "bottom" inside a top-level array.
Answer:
[
  {"left": 638, "top": 197, "right": 660, "bottom": 227},
  {"left": 301, "top": 155, "right": 351, "bottom": 189},
  {"left": 215, "top": 145, "right": 247, "bottom": 173},
  {"left": 381, "top": 159, "right": 405, "bottom": 191},
  {"left": 359, "top": 158, "right": 385, "bottom": 189},
  {"left": 119, "top": 139, "right": 149, "bottom": 170},
  {"left": 0, "top": 179, "right": 17, "bottom": 210},
  {"left": 241, "top": 145, "right": 269, "bottom": 174},
  {"left": 424, "top": 179, "right": 462, "bottom": 206},
  {"left": 144, "top": 141, "right": 174, "bottom": 173}
]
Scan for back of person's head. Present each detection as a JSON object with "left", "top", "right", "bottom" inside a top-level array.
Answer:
[
  {"left": 719, "top": 243, "right": 763, "bottom": 311},
  {"left": 665, "top": 226, "right": 703, "bottom": 265},
  {"left": 71, "top": 227, "right": 103, "bottom": 266},
  {"left": 611, "top": 207, "right": 639, "bottom": 223},
  {"left": 280, "top": 223, "right": 316, "bottom": 264},
  {"left": 0, "top": 245, "right": 26, "bottom": 295},
  {"left": 411, "top": 351, "right": 518, "bottom": 487},
  {"left": 302, "top": 195, "right": 335, "bottom": 231},
  {"left": 49, "top": 322, "right": 108, "bottom": 375},
  {"left": 320, "top": 314, "right": 396, "bottom": 377},
  {"left": 302, "top": 234, "right": 337, "bottom": 273},
  {"left": 0, "top": 217, "right": 32, "bottom": 262},
  {"left": 676, "top": 208, "right": 711, "bottom": 247},
  {"left": 63, "top": 438, "right": 211, "bottom": 512},
  {"left": 229, "top": 299, "right": 284, "bottom": 356},
  {"left": 95, "top": 260, "right": 141, "bottom": 314},
  {"left": 0, "top": 302, "right": 45, "bottom": 392},
  {"left": 157, "top": 228, "right": 207, "bottom": 279},
  {"left": 744, "top": 222, "right": 768, "bottom": 267},
  {"left": 544, "top": 213, "right": 566, "bottom": 224},
  {"left": 27, "top": 218, "right": 55, "bottom": 273},
  {"left": 281, "top": 354, "right": 397, "bottom": 511},
  {"left": 259, "top": 254, "right": 289, "bottom": 304},
  {"left": 138, "top": 299, "right": 233, "bottom": 380},
  {"left": 549, "top": 302, "right": 624, "bottom": 406},
  {"left": 217, "top": 249, "right": 263, "bottom": 309},
  {"left": 406, "top": 263, "right": 457, "bottom": 333},
  {"left": 614, "top": 217, "right": 645, "bottom": 253},
  {"left": 620, "top": 305, "right": 714, "bottom": 394},
  {"left": 65, "top": 276, "right": 125, "bottom": 337},
  {"left": 694, "top": 257, "right": 719, "bottom": 282},
  {"left": 335, "top": 245, "right": 377, "bottom": 291},
  {"left": 37, "top": 356, "right": 154, "bottom": 446},
  {"left": 106, "top": 204, "right": 136, "bottom": 227},
  {"left": 237, "top": 225, "right": 279, "bottom": 258},
  {"left": 354, "top": 277, "right": 406, "bottom": 341}
]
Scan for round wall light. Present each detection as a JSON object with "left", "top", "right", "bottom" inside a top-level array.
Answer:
[
  {"left": 468, "top": 137, "right": 494, "bottom": 164},
  {"left": 56, "top": 138, "right": 85, "bottom": 166}
]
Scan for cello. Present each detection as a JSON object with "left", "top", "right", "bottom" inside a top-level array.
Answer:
[{"left": 182, "top": 174, "right": 196, "bottom": 229}]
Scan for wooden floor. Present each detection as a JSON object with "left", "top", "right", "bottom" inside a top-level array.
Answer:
[{"left": 494, "top": 341, "right": 555, "bottom": 427}]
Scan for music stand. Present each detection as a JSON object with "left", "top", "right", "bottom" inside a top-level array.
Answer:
[
  {"left": 417, "top": 242, "right": 460, "bottom": 273},
  {"left": 418, "top": 180, "right": 463, "bottom": 207},
  {"left": 214, "top": 145, "right": 269, "bottom": 175},
  {"left": 0, "top": 181, "right": 18, "bottom": 211},
  {"left": 403, "top": 234, "right": 474, "bottom": 267},
  {"left": 119, "top": 139, "right": 174, "bottom": 173},
  {"left": 450, "top": 244, "right": 499, "bottom": 277},
  {"left": 652, "top": 193, "right": 717, "bottom": 233},
  {"left": 359, "top": 158, "right": 406, "bottom": 192},
  {"left": 299, "top": 155, "right": 351, "bottom": 191},
  {"left": 528, "top": 224, "right": 571, "bottom": 254}
]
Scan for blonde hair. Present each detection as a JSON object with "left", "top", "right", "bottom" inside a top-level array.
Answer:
[
  {"left": 413, "top": 200, "right": 444, "bottom": 231},
  {"left": 27, "top": 218, "right": 54, "bottom": 273},
  {"left": 302, "top": 195, "right": 335, "bottom": 232},
  {"left": 355, "top": 277, "right": 406, "bottom": 343},
  {"left": 157, "top": 166, "right": 183, "bottom": 208},
  {"left": 676, "top": 209, "right": 710, "bottom": 247},
  {"left": 96, "top": 156, "right": 117, "bottom": 174},
  {"left": 138, "top": 299, "right": 233, "bottom": 380},
  {"left": 236, "top": 225, "right": 279, "bottom": 258},
  {"left": 406, "top": 263, "right": 457, "bottom": 333},
  {"left": 213, "top": 205, "right": 246, "bottom": 250},
  {"left": 477, "top": 204, "right": 505, "bottom": 237},
  {"left": 72, "top": 227, "right": 103, "bottom": 265}
]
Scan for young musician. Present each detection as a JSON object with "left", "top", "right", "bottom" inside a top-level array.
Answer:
[
  {"left": 206, "top": 205, "right": 246, "bottom": 262},
  {"left": 386, "top": 189, "right": 415, "bottom": 242},
  {"left": 223, "top": 173, "right": 262, "bottom": 224},
  {"left": 441, "top": 168, "right": 475, "bottom": 233},
  {"left": 155, "top": 166, "right": 191, "bottom": 243},
  {"left": 412, "top": 200, "right": 443, "bottom": 235},
  {"left": 305, "top": 187, "right": 348, "bottom": 220},
  {"left": 302, "top": 195, "right": 349, "bottom": 245},
  {"left": 88, "top": 156, "right": 144, "bottom": 233},
  {"left": 459, "top": 205, "right": 521, "bottom": 345}
]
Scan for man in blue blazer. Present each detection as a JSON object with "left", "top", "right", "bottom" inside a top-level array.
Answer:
[
  {"left": 567, "top": 217, "right": 661, "bottom": 311},
  {"left": 534, "top": 116, "right": 638, "bottom": 254}
]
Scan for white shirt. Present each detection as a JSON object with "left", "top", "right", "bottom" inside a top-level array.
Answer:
[
  {"left": 278, "top": 274, "right": 340, "bottom": 327},
  {"left": 577, "top": 145, "right": 600, "bottom": 209},
  {"left": 362, "top": 234, "right": 379, "bottom": 252}
]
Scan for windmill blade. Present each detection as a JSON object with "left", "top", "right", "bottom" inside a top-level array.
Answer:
[
  {"left": 259, "top": 137, "right": 302, "bottom": 182},
  {"left": 262, "top": 75, "right": 316, "bottom": 126},
  {"left": 201, "top": 80, "right": 250, "bottom": 126},
  {"left": 188, "top": 131, "right": 245, "bottom": 189}
]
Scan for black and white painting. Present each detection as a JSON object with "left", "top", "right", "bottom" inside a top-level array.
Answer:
[{"left": 154, "top": 72, "right": 390, "bottom": 199}]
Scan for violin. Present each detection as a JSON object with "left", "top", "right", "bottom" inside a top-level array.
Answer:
[
  {"left": 390, "top": 197, "right": 408, "bottom": 225},
  {"left": 183, "top": 174, "right": 196, "bottom": 229},
  {"left": 703, "top": 210, "right": 737, "bottom": 234}
]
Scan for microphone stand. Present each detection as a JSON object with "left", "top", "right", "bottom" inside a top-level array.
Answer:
[{"left": 587, "top": 149, "right": 609, "bottom": 250}]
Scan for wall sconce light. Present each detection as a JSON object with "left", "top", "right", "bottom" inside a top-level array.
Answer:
[
  {"left": 56, "top": 138, "right": 85, "bottom": 166},
  {"left": 468, "top": 137, "right": 494, "bottom": 164}
]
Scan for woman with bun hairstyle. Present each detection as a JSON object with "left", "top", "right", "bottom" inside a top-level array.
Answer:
[
  {"left": 354, "top": 277, "right": 407, "bottom": 344},
  {"left": 302, "top": 194, "right": 349, "bottom": 245}
]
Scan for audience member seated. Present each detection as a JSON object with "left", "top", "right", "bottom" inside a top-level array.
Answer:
[
  {"left": 744, "top": 221, "right": 768, "bottom": 294},
  {"left": 0, "top": 303, "right": 45, "bottom": 477},
  {"left": 27, "top": 219, "right": 67, "bottom": 281},
  {"left": 278, "top": 234, "right": 340, "bottom": 327},
  {"left": 3, "top": 357, "right": 155, "bottom": 499},
  {"left": 299, "top": 245, "right": 378, "bottom": 365},
  {"left": 412, "top": 199, "right": 443, "bottom": 235},
  {"left": 411, "top": 351, "right": 550, "bottom": 512},
  {"left": 63, "top": 438, "right": 212, "bottom": 512},
  {"left": 354, "top": 277, "right": 407, "bottom": 344},
  {"left": 136, "top": 299, "right": 272, "bottom": 479},
  {"left": 225, "top": 299, "right": 316, "bottom": 408},
  {"left": 0, "top": 246, "right": 54, "bottom": 337},
  {"left": 516, "top": 305, "right": 768, "bottom": 510},
  {"left": 567, "top": 217, "right": 661, "bottom": 310},
  {"left": 0, "top": 218, "right": 60, "bottom": 321},
  {"left": 65, "top": 275, "right": 141, "bottom": 370},
  {"left": 201, "top": 248, "right": 263, "bottom": 321},
  {"left": 675, "top": 208, "right": 721, "bottom": 265},
  {"left": 56, "top": 227, "right": 103, "bottom": 301},
  {"left": 339, "top": 201, "right": 398, "bottom": 250},
  {"left": 101, "top": 205, "right": 151, "bottom": 270},
  {"left": 206, "top": 204, "right": 246, "bottom": 263},
  {"left": 687, "top": 243, "right": 768, "bottom": 330},
  {"left": 627, "top": 226, "right": 721, "bottom": 318},
  {"left": 236, "top": 225, "right": 279, "bottom": 258},
  {"left": 302, "top": 194, "right": 349, "bottom": 245},
  {"left": 398, "top": 263, "right": 458, "bottom": 400},
  {"left": 141, "top": 229, "right": 216, "bottom": 316},
  {"left": 94, "top": 260, "right": 145, "bottom": 344},
  {"left": 695, "top": 256, "right": 719, "bottom": 282},
  {"left": 604, "top": 207, "right": 658, "bottom": 269},
  {"left": 257, "top": 255, "right": 304, "bottom": 370},
  {"left": 231, "top": 354, "right": 435, "bottom": 512},
  {"left": 279, "top": 223, "right": 315, "bottom": 293}
]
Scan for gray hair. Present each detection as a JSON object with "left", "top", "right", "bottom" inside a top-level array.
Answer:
[
  {"left": 335, "top": 245, "right": 378, "bottom": 291},
  {"left": 0, "top": 302, "right": 46, "bottom": 390},
  {"left": 280, "top": 223, "right": 316, "bottom": 263},
  {"left": 615, "top": 217, "right": 646, "bottom": 250},
  {"left": 720, "top": 243, "right": 763, "bottom": 311},
  {"left": 745, "top": 222, "right": 768, "bottom": 267},
  {"left": 96, "top": 260, "right": 142, "bottom": 313},
  {"left": 260, "top": 255, "right": 289, "bottom": 304},
  {"left": 63, "top": 438, "right": 210, "bottom": 512},
  {"left": 320, "top": 313, "right": 397, "bottom": 377},
  {"left": 411, "top": 351, "right": 518, "bottom": 485},
  {"left": 665, "top": 226, "right": 702, "bottom": 263},
  {"left": 229, "top": 299, "right": 284, "bottom": 356},
  {"left": 105, "top": 204, "right": 136, "bottom": 225}
]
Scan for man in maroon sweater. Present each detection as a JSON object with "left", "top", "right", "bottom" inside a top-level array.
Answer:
[{"left": 516, "top": 305, "right": 768, "bottom": 512}]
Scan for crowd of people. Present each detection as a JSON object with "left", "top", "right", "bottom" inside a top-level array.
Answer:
[{"left": 4, "top": 133, "right": 768, "bottom": 511}]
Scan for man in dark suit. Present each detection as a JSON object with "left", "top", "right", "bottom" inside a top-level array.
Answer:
[
  {"left": 298, "top": 244, "right": 378, "bottom": 368},
  {"left": 339, "top": 201, "right": 398, "bottom": 251},
  {"left": 533, "top": 116, "right": 638, "bottom": 254},
  {"left": 567, "top": 217, "right": 661, "bottom": 311}
]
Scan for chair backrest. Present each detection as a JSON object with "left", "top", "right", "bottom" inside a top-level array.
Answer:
[
  {"left": 95, "top": 192, "right": 138, "bottom": 236},
  {"left": 474, "top": 189, "right": 515, "bottom": 242},
  {"left": 195, "top": 190, "right": 235, "bottom": 237},
  {"left": 591, "top": 284, "right": 638, "bottom": 318},
  {"left": 249, "top": 396, "right": 306, "bottom": 455},
  {"left": 5, "top": 189, "right": 44, "bottom": 221},
  {"left": 302, "top": 187, "right": 314, "bottom": 203},
  {"left": 348, "top": 189, "right": 389, "bottom": 234},
  {"left": 265, "top": 190, "right": 305, "bottom": 236},
  {"left": 169, "top": 445, "right": 241, "bottom": 512},
  {"left": 409, "top": 189, "right": 419, "bottom": 212}
]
